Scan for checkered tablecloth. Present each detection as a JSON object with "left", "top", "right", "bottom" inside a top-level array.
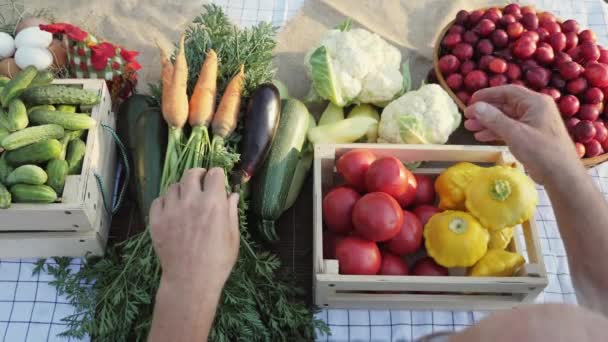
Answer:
[{"left": 2, "top": 0, "right": 608, "bottom": 341}]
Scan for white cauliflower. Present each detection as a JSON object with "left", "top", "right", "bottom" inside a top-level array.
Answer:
[
  {"left": 305, "top": 27, "right": 404, "bottom": 107},
  {"left": 378, "top": 84, "right": 461, "bottom": 144}
]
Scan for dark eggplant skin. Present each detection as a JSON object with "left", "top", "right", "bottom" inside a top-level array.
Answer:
[{"left": 232, "top": 84, "right": 281, "bottom": 185}]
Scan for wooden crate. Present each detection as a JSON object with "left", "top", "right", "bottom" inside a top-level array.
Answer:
[
  {"left": 313, "top": 144, "right": 548, "bottom": 310},
  {"left": 0, "top": 79, "right": 116, "bottom": 258}
]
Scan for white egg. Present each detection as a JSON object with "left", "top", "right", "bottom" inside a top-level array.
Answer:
[
  {"left": 14, "top": 27, "right": 52, "bottom": 49},
  {"left": 0, "top": 32, "right": 15, "bottom": 58},
  {"left": 14, "top": 47, "right": 53, "bottom": 70}
]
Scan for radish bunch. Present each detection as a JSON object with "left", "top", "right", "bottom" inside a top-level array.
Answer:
[{"left": 438, "top": 4, "right": 608, "bottom": 158}]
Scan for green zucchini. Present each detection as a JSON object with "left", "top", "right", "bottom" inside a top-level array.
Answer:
[
  {"left": 0, "top": 183, "right": 10, "bottom": 208},
  {"left": 0, "top": 66, "right": 37, "bottom": 107},
  {"left": 22, "top": 85, "right": 100, "bottom": 105},
  {"left": 66, "top": 139, "right": 86, "bottom": 175},
  {"left": 10, "top": 184, "right": 57, "bottom": 203},
  {"left": 29, "top": 70, "right": 54, "bottom": 87},
  {"left": 56, "top": 105, "right": 76, "bottom": 113},
  {"left": 46, "top": 159, "right": 68, "bottom": 195},
  {"left": 6, "top": 165, "right": 48, "bottom": 185},
  {"left": 0, "top": 126, "right": 8, "bottom": 142},
  {"left": 29, "top": 110, "right": 95, "bottom": 130},
  {"left": 117, "top": 94, "right": 156, "bottom": 150},
  {"left": 3, "top": 98, "right": 28, "bottom": 132},
  {"left": 1, "top": 124, "right": 64, "bottom": 150},
  {"left": 5, "top": 139, "right": 62, "bottom": 166},
  {"left": 251, "top": 98, "right": 311, "bottom": 240},
  {"left": 27, "top": 105, "right": 55, "bottom": 114},
  {"left": 282, "top": 115, "right": 316, "bottom": 214},
  {"left": 0, "top": 154, "right": 13, "bottom": 184}
]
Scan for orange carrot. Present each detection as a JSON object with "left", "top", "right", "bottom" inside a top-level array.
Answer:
[
  {"left": 189, "top": 49, "right": 218, "bottom": 127},
  {"left": 165, "top": 34, "right": 188, "bottom": 129},
  {"left": 212, "top": 64, "right": 245, "bottom": 138},
  {"left": 157, "top": 41, "right": 174, "bottom": 126}
]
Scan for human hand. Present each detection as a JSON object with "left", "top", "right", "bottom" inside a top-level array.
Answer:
[
  {"left": 463, "top": 85, "right": 580, "bottom": 184},
  {"left": 150, "top": 168, "right": 240, "bottom": 293}
]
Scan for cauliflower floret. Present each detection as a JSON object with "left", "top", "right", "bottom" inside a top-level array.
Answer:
[
  {"left": 379, "top": 84, "right": 461, "bottom": 144},
  {"left": 305, "top": 28, "right": 403, "bottom": 106}
]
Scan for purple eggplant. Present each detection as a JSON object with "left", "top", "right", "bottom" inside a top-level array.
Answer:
[{"left": 231, "top": 84, "right": 281, "bottom": 184}]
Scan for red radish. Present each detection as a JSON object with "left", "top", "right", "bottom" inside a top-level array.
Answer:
[
  {"left": 566, "top": 77, "right": 588, "bottom": 95},
  {"left": 412, "top": 257, "right": 448, "bottom": 276},
  {"left": 442, "top": 33, "right": 462, "bottom": 48},
  {"left": 394, "top": 173, "right": 418, "bottom": 208},
  {"left": 353, "top": 192, "right": 404, "bottom": 242},
  {"left": 535, "top": 43, "right": 555, "bottom": 64},
  {"left": 507, "top": 22, "right": 524, "bottom": 39},
  {"left": 584, "top": 139, "right": 604, "bottom": 157},
  {"left": 464, "top": 70, "right": 489, "bottom": 91},
  {"left": 336, "top": 149, "right": 376, "bottom": 192},
  {"left": 600, "top": 49, "right": 608, "bottom": 64},
  {"left": 578, "top": 104, "right": 600, "bottom": 121},
  {"left": 551, "top": 73, "right": 566, "bottom": 89},
  {"left": 455, "top": 10, "right": 469, "bottom": 25},
  {"left": 379, "top": 251, "right": 409, "bottom": 275},
  {"left": 500, "top": 14, "right": 516, "bottom": 27},
  {"left": 456, "top": 90, "right": 472, "bottom": 105},
  {"left": 548, "top": 32, "right": 567, "bottom": 52},
  {"left": 594, "top": 121, "right": 608, "bottom": 143},
  {"left": 322, "top": 187, "right": 360, "bottom": 234},
  {"left": 386, "top": 210, "right": 423, "bottom": 255},
  {"left": 585, "top": 87, "right": 604, "bottom": 104},
  {"left": 575, "top": 142, "right": 586, "bottom": 158},
  {"left": 525, "top": 67, "right": 551, "bottom": 89},
  {"left": 483, "top": 7, "right": 502, "bottom": 23},
  {"left": 521, "top": 30, "right": 540, "bottom": 43},
  {"left": 579, "top": 29, "right": 597, "bottom": 43},
  {"left": 574, "top": 120, "right": 597, "bottom": 143},
  {"left": 491, "top": 29, "right": 509, "bottom": 48},
  {"left": 538, "top": 12, "right": 557, "bottom": 25},
  {"left": 554, "top": 51, "right": 573, "bottom": 66},
  {"left": 452, "top": 43, "right": 474, "bottom": 61},
  {"left": 602, "top": 136, "right": 608, "bottom": 152},
  {"left": 559, "top": 61, "right": 584, "bottom": 80},
  {"left": 521, "top": 12, "right": 539, "bottom": 30},
  {"left": 460, "top": 60, "right": 476, "bottom": 76},
  {"left": 474, "top": 19, "right": 495, "bottom": 37},
  {"left": 584, "top": 62, "right": 608, "bottom": 88},
  {"left": 541, "top": 87, "right": 561, "bottom": 101},
  {"left": 506, "top": 63, "right": 522, "bottom": 80},
  {"left": 559, "top": 95, "right": 580, "bottom": 116},
  {"left": 510, "top": 80, "right": 526, "bottom": 87},
  {"left": 438, "top": 54, "right": 461, "bottom": 75},
  {"left": 521, "top": 6, "right": 536, "bottom": 15},
  {"left": 565, "top": 32, "right": 579, "bottom": 50},
  {"left": 323, "top": 230, "right": 343, "bottom": 259},
  {"left": 565, "top": 117, "right": 580, "bottom": 130},
  {"left": 477, "top": 39, "right": 494, "bottom": 55},
  {"left": 469, "top": 9, "right": 486, "bottom": 26},
  {"left": 336, "top": 236, "right": 381, "bottom": 275},
  {"left": 365, "top": 156, "right": 411, "bottom": 198},
  {"left": 489, "top": 57, "right": 507, "bottom": 73},
  {"left": 536, "top": 27, "right": 550, "bottom": 41},
  {"left": 446, "top": 73, "right": 463, "bottom": 90},
  {"left": 413, "top": 175, "right": 435, "bottom": 206},
  {"left": 448, "top": 25, "right": 465, "bottom": 35},
  {"left": 479, "top": 55, "right": 495, "bottom": 70},
  {"left": 463, "top": 30, "right": 480, "bottom": 45},
  {"left": 503, "top": 4, "right": 521, "bottom": 17},
  {"left": 412, "top": 205, "right": 442, "bottom": 227},
  {"left": 580, "top": 41, "right": 600, "bottom": 62},
  {"left": 512, "top": 38, "right": 537, "bottom": 59},
  {"left": 542, "top": 21, "right": 561, "bottom": 35},
  {"left": 562, "top": 19, "right": 580, "bottom": 33},
  {"left": 489, "top": 74, "right": 508, "bottom": 87}
]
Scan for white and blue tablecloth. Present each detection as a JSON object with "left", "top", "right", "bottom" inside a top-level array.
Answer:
[{"left": 2, "top": 0, "right": 608, "bottom": 341}]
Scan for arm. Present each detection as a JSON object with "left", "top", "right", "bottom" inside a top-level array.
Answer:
[
  {"left": 464, "top": 85, "right": 608, "bottom": 315},
  {"left": 148, "top": 168, "right": 240, "bottom": 341}
]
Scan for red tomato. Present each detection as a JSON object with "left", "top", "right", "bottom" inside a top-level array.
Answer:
[
  {"left": 413, "top": 175, "right": 436, "bottom": 205},
  {"left": 379, "top": 251, "right": 409, "bottom": 275},
  {"left": 411, "top": 257, "right": 449, "bottom": 276},
  {"left": 394, "top": 173, "right": 417, "bottom": 208},
  {"left": 385, "top": 210, "right": 423, "bottom": 255},
  {"left": 412, "top": 205, "right": 443, "bottom": 227},
  {"left": 353, "top": 192, "right": 404, "bottom": 241},
  {"left": 365, "top": 157, "right": 415, "bottom": 202},
  {"left": 336, "top": 149, "right": 376, "bottom": 192},
  {"left": 336, "top": 236, "right": 381, "bottom": 275},
  {"left": 323, "top": 230, "right": 344, "bottom": 259},
  {"left": 322, "top": 187, "right": 360, "bottom": 234}
]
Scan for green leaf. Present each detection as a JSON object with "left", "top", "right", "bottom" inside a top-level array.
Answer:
[
  {"left": 335, "top": 18, "right": 352, "bottom": 31},
  {"left": 398, "top": 114, "right": 429, "bottom": 144},
  {"left": 309, "top": 46, "right": 347, "bottom": 106}
]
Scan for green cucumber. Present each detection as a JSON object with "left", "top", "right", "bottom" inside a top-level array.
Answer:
[
  {"left": 64, "top": 130, "right": 84, "bottom": 142},
  {"left": 29, "top": 70, "right": 54, "bottom": 87},
  {"left": 22, "top": 85, "right": 100, "bottom": 105},
  {"left": 27, "top": 105, "right": 55, "bottom": 114},
  {"left": 0, "top": 183, "right": 10, "bottom": 208},
  {"left": 3, "top": 98, "right": 28, "bottom": 132},
  {"left": 251, "top": 98, "right": 311, "bottom": 240},
  {"left": 0, "top": 155, "right": 13, "bottom": 184},
  {"left": 1, "top": 124, "right": 64, "bottom": 150},
  {"left": 66, "top": 139, "right": 86, "bottom": 175},
  {"left": 0, "top": 126, "right": 8, "bottom": 142},
  {"left": 28, "top": 110, "right": 95, "bottom": 130},
  {"left": 46, "top": 159, "right": 68, "bottom": 195},
  {"left": 56, "top": 105, "right": 76, "bottom": 113},
  {"left": 4, "top": 139, "right": 62, "bottom": 166},
  {"left": 0, "top": 76, "right": 10, "bottom": 87},
  {"left": 6, "top": 165, "right": 48, "bottom": 185},
  {"left": 10, "top": 184, "right": 57, "bottom": 203},
  {"left": 0, "top": 66, "right": 37, "bottom": 107}
]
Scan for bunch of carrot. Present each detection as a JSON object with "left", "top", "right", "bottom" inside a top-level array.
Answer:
[{"left": 157, "top": 33, "right": 245, "bottom": 190}]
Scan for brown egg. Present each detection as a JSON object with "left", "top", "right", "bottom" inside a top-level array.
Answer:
[
  {"left": 15, "top": 17, "right": 50, "bottom": 35},
  {"left": 0, "top": 58, "right": 21, "bottom": 78},
  {"left": 48, "top": 39, "right": 67, "bottom": 69}
]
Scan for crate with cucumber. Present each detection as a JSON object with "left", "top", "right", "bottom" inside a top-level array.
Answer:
[{"left": 0, "top": 66, "right": 100, "bottom": 208}]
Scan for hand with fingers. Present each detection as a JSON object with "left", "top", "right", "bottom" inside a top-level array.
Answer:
[{"left": 463, "top": 84, "right": 580, "bottom": 184}]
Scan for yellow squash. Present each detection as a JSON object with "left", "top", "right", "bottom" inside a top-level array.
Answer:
[
  {"left": 488, "top": 227, "right": 514, "bottom": 250},
  {"left": 470, "top": 249, "right": 525, "bottom": 277},
  {"left": 424, "top": 210, "right": 489, "bottom": 268},
  {"left": 435, "top": 162, "right": 482, "bottom": 210},
  {"left": 465, "top": 166, "right": 538, "bottom": 231}
]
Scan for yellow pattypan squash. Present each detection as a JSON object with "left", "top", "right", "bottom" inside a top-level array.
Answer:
[
  {"left": 424, "top": 210, "right": 489, "bottom": 268},
  {"left": 488, "top": 227, "right": 514, "bottom": 250},
  {"left": 465, "top": 166, "right": 537, "bottom": 231},
  {"left": 469, "top": 249, "right": 525, "bottom": 277},
  {"left": 435, "top": 162, "right": 483, "bottom": 210}
]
